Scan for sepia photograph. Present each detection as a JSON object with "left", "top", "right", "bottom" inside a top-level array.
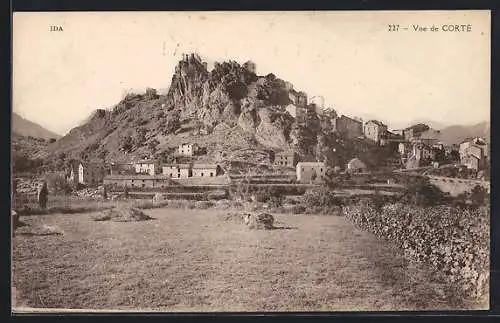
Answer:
[{"left": 11, "top": 10, "right": 491, "bottom": 312}]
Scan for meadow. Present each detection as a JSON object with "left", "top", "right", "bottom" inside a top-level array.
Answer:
[{"left": 12, "top": 207, "right": 486, "bottom": 312}]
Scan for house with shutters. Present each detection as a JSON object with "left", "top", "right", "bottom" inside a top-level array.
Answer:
[
  {"left": 296, "top": 162, "right": 326, "bottom": 182},
  {"left": 363, "top": 120, "right": 388, "bottom": 143},
  {"left": 274, "top": 151, "right": 298, "bottom": 168}
]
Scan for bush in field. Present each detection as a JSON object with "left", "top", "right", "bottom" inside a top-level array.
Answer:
[
  {"left": 400, "top": 176, "right": 446, "bottom": 207},
  {"left": 469, "top": 185, "right": 489, "bottom": 208},
  {"left": 302, "top": 187, "right": 342, "bottom": 209},
  {"left": 45, "top": 173, "right": 72, "bottom": 195},
  {"left": 342, "top": 202, "right": 489, "bottom": 300}
]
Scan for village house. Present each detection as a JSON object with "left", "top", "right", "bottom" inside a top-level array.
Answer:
[
  {"left": 461, "top": 154, "right": 481, "bottom": 171},
  {"left": 460, "top": 137, "right": 488, "bottom": 159},
  {"left": 162, "top": 164, "right": 192, "bottom": 178},
  {"left": 288, "top": 90, "right": 308, "bottom": 107},
  {"left": 346, "top": 158, "right": 367, "bottom": 173},
  {"left": 413, "top": 129, "right": 441, "bottom": 146},
  {"left": 274, "top": 151, "right": 298, "bottom": 168},
  {"left": 134, "top": 159, "right": 159, "bottom": 176},
  {"left": 363, "top": 120, "right": 388, "bottom": 143},
  {"left": 178, "top": 143, "right": 199, "bottom": 157},
  {"left": 192, "top": 164, "right": 220, "bottom": 177},
  {"left": 296, "top": 162, "right": 326, "bottom": 183},
  {"left": 466, "top": 145, "right": 484, "bottom": 160},
  {"left": 69, "top": 161, "right": 109, "bottom": 187},
  {"left": 398, "top": 142, "right": 411, "bottom": 156},
  {"left": 103, "top": 174, "right": 172, "bottom": 190},
  {"left": 335, "top": 115, "right": 363, "bottom": 139},
  {"left": 392, "top": 129, "right": 405, "bottom": 137},
  {"left": 412, "top": 143, "right": 435, "bottom": 161},
  {"left": 310, "top": 96, "right": 325, "bottom": 115}
]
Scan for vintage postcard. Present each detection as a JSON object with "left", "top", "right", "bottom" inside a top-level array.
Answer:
[{"left": 11, "top": 11, "right": 491, "bottom": 312}]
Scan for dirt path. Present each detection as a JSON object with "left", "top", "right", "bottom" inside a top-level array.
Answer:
[{"left": 12, "top": 208, "right": 484, "bottom": 312}]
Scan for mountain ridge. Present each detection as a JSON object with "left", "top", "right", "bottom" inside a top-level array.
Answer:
[{"left": 12, "top": 112, "right": 62, "bottom": 140}]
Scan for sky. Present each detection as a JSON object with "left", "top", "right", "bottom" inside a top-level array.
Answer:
[{"left": 13, "top": 11, "right": 490, "bottom": 135}]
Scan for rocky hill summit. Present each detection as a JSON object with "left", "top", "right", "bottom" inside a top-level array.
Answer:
[{"left": 38, "top": 53, "right": 392, "bottom": 172}]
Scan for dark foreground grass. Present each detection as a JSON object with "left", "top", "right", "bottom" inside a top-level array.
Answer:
[{"left": 12, "top": 208, "right": 487, "bottom": 312}]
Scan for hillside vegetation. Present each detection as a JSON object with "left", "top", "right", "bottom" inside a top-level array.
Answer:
[{"left": 35, "top": 54, "right": 396, "bottom": 171}]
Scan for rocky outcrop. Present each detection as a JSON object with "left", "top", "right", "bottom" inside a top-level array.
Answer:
[
  {"left": 41, "top": 53, "right": 331, "bottom": 168},
  {"left": 255, "top": 108, "right": 292, "bottom": 149}
]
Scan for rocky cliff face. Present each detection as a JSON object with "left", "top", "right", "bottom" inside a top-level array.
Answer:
[
  {"left": 25, "top": 53, "right": 402, "bottom": 173},
  {"left": 43, "top": 54, "right": 307, "bottom": 167}
]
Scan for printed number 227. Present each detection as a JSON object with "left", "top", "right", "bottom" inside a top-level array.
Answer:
[{"left": 388, "top": 24, "right": 399, "bottom": 32}]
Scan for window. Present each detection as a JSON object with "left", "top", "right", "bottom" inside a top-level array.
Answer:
[
  {"left": 320, "top": 168, "right": 323, "bottom": 172},
  {"left": 178, "top": 174, "right": 181, "bottom": 178},
  {"left": 210, "top": 172, "right": 213, "bottom": 177},
  {"left": 201, "top": 173, "right": 204, "bottom": 177},
  {"left": 142, "top": 184, "right": 145, "bottom": 188}
]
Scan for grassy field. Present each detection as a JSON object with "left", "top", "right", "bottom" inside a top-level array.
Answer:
[{"left": 12, "top": 208, "right": 486, "bottom": 312}]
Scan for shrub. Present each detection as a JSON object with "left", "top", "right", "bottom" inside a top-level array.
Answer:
[
  {"left": 469, "top": 185, "right": 489, "bottom": 208},
  {"left": 291, "top": 205, "right": 306, "bottom": 214},
  {"left": 400, "top": 176, "right": 446, "bottom": 207},
  {"left": 342, "top": 203, "right": 489, "bottom": 300},
  {"left": 45, "top": 173, "right": 71, "bottom": 195},
  {"left": 302, "top": 187, "right": 341, "bottom": 209}
]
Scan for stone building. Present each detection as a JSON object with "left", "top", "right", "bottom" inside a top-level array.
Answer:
[
  {"left": 134, "top": 159, "right": 159, "bottom": 176},
  {"left": 274, "top": 151, "right": 298, "bottom": 168},
  {"left": 364, "top": 120, "right": 388, "bottom": 143},
  {"left": 178, "top": 143, "right": 199, "bottom": 157},
  {"left": 296, "top": 162, "right": 326, "bottom": 182},
  {"left": 335, "top": 115, "right": 363, "bottom": 139},
  {"left": 103, "top": 175, "right": 172, "bottom": 190},
  {"left": 192, "top": 164, "right": 220, "bottom": 177},
  {"left": 162, "top": 164, "right": 192, "bottom": 178},
  {"left": 461, "top": 155, "right": 481, "bottom": 171},
  {"left": 413, "top": 129, "right": 441, "bottom": 146},
  {"left": 288, "top": 90, "right": 308, "bottom": 107}
]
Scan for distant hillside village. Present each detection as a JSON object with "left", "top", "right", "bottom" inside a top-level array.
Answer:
[
  {"left": 64, "top": 90, "right": 489, "bottom": 191},
  {"left": 14, "top": 53, "right": 490, "bottom": 193}
]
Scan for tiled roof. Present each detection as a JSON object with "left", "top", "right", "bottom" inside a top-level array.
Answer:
[
  {"left": 161, "top": 164, "right": 191, "bottom": 168},
  {"left": 104, "top": 175, "right": 169, "bottom": 180},
  {"left": 136, "top": 159, "right": 158, "bottom": 164},
  {"left": 366, "top": 120, "right": 386, "bottom": 127},
  {"left": 296, "top": 162, "right": 325, "bottom": 166},
  {"left": 192, "top": 164, "right": 218, "bottom": 169}
]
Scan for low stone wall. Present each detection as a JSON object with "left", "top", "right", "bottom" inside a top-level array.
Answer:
[
  {"left": 342, "top": 203, "right": 489, "bottom": 300},
  {"left": 427, "top": 176, "right": 490, "bottom": 197}
]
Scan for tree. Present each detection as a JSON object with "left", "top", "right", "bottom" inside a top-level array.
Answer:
[
  {"left": 134, "top": 128, "right": 147, "bottom": 147},
  {"left": 470, "top": 185, "right": 488, "bottom": 207},
  {"left": 164, "top": 113, "right": 181, "bottom": 135},
  {"left": 121, "top": 135, "right": 133, "bottom": 153},
  {"left": 48, "top": 138, "right": 57, "bottom": 143},
  {"left": 148, "top": 139, "right": 160, "bottom": 156},
  {"left": 98, "top": 149, "right": 108, "bottom": 163},
  {"left": 401, "top": 176, "right": 446, "bottom": 207},
  {"left": 37, "top": 181, "right": 48, "bottom": 209}
]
